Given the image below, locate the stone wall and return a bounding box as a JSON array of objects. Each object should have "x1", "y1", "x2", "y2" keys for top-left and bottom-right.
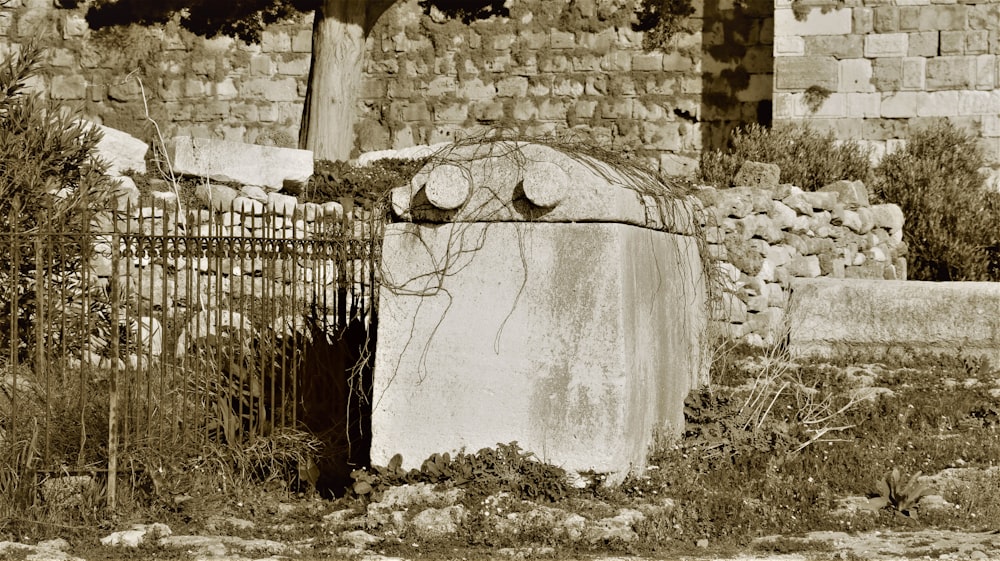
[
  {"x1": 697, "y1": 162, "x2": 906, "y2": 346},
  {"x1": 0, "y1": 0, "x2": 772, "y2": 173},
  {"x1": 773, "y1": 0, "x2": 1000, "y2": 180}
]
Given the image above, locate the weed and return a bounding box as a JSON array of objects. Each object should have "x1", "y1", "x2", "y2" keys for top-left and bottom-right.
[
  {"x1": 352, "y1": 442, "x2": 570, "y2": 504},
  {"x1": 865, "y1": 468, "x2": 933, "y2": 517}
]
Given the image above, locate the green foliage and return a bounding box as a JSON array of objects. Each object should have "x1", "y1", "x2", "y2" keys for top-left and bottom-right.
[
  {"x1": 866, "y1": 468, "x2": 933, "y2": 517},
  {"x1": 0, "y1": 41, "x2": 114, "y2": 363},
  {"x1": 699, "y1": 123, "x2": 873, "y2": 191},
  {"x1": 634, "y1": 0, "x2": 697, "y2": 49},
  {"x1": 872, "y1": 121, "x2": 999, "y2": 281},
  {"x1": 352, "y1": 442, "x2": 571, "y2": 503},
  {"x1": 85, "y1": 0, "x2": 314, "y2": 43}
]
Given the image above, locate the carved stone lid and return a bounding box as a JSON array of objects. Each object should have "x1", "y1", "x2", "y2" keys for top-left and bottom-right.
[{"x1": 389, "y1": 141, "x2": 700, "y2": 235}]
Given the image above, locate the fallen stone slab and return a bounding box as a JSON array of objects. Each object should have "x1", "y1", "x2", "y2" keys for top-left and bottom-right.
[
  {"x1": 789, "y1": 278, "x2": 1000, "y2": 363},
  {"x1": 79, "y1": 121, "x2": 149, "y2": 176},
  {"x1": 165, "y1": 136, "x2": 313, "y2": 190}
]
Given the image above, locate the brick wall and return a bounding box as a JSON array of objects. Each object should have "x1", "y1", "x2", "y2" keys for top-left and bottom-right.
[
  {"x1": 0, "y1": 0, "x2": 773, "y2": 173},
  {"x1": 773, "y1": 0, "x2": 1000, "y2": 182}
]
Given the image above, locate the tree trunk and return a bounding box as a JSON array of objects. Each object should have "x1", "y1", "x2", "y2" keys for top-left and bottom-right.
[{"x1": 299, "y1": 0, "x2": 396, "y2": 162}]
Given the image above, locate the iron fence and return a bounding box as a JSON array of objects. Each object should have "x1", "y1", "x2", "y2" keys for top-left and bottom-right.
[{"x1": 0, "y1": 195, "x2": 380, "y2": 506}]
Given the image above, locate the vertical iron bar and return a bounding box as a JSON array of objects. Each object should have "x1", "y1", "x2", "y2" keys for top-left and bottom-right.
[
  {"x1": 107, "y1": 202, "x2": 122, "y2": 510},
  {"x1": 35, "y1": 217, "x2": 50, "y2": 467}
]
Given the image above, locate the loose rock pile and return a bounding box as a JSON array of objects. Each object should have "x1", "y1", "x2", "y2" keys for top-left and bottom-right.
[{"x1": 697, "y1": 161, "x2": 906, "y2": 347}]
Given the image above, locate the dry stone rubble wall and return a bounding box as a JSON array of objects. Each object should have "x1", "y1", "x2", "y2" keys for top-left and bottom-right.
[{"x1": 698, "y1": 161, "x2": 907, "y2": 347}]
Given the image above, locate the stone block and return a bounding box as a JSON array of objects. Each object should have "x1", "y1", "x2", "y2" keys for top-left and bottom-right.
[
  {"x1": 864, "y1": 33, "x2": 908, "y2": 58},
  {"x1": 968, "y1": 3, "x2": 1000, "y2": 30},
  {"x1": 806, "y1": 35, "x2": 863, "y2": 58},
  {"x1": 916, "y1": 91, "x2": 959, "y2": 117},
  {"x1": 788, "y1": 278, "x2": 1000, "y2": 363},
  {"x1": 820, "y1": 180, "x2": 869, "y2": 208},
  {"x1": 774, "y1": 7, "x2": 853, "y2": 36},
  {"x1": 874, "y1": 7, "x2": 899, "y2": 32},
  {"x1": 927, "y1": 56, "x2": 975, "y2": 89},
  {"x1": 789, "y1": 254, "x2": 821, "y2": 278},
  {"x1": 846, "y1": 93, "x2": 881, "y2": 118},
  {"x1": 372, "y1": 221, "x2": 707, "y2": 483},
  {"x1": 166, "y1": 136, "x2": 313, "y2": 190},
  {"x1": 775, "y1": 57, "x2": 839, "y2": 90},
  {"x1": 840, "y1": 59, "x2": 874, "y2": 92},
  {"x1": 660, "y1": 154, "x2": 698, "y2": 177},
  {"x1": 733, "y1": 161, "x2": 781, "y2": 188},
  {"x1": 869, "y1": 203, "x2": 904, "y2": 233},
  {"x1": 802, "y1": 191, "x2": 838, "y2": 211},
  {"x1": 901, "y1": 57, "x2": 926, "y2": 90},
  {"x1": 195, "y1": 183, "x2": 239, "y2": 212},
  {"x1": 768, "y1": 200, "x2": 797, "y2": 230},
  {"x1": 872, "y1": 57, "x2": 902, "y2": 90},
  {"x1": 80, "y1": 121, "x2": 149, "y2": 176},
  {"x1": 958, "y1": 90, "x2": 999, "y2": 115},
  {"x1": 880, "y1": 91, "x2": 919, "y2": 118},
  {"x1": 966, "y1": 29, "x2": 989, "y2": 54},
  {"x1": 774, "y1": 36, "x2": 805, "y2": 56},
  {"x1": 632, "y1": 53, "x2": 663, "y2": 71},
  {"x1": 976, "y1": 55, "x2": 996, "y2": 90},
  {"x1": 267, "y1": 192, "x2": 298, "y2": 217},
  {"x1": 853, "y1": 7, "x2": 873, "y2": 34},
  {"x1": 50, "y1": 74, "x2": 86, "y2": 99},
  {"x1": 907, "y1": 31, "x2": 938, "y2": 57},
  {"x1": 939, "y1": 31, "x2": 966, "y2": 55},
  {"x1": 918, "y1": 5, "x2": 967, "y2": 31}
]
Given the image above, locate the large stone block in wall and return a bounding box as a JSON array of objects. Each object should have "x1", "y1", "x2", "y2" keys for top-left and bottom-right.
[{"x1": 165, "y1": 136, "x2": 313, "y2": 190}]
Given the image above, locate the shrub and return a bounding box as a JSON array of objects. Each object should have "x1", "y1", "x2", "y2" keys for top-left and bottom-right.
[
  {"x1": 699, "y1": 123, "x2": 873, "y2": 191},
  {"x1": 0, "y1": 42, "x2": 115, "y2": 363},
  {"x1": 872, "y1": 121, "x2": 998, "y2": 281}
]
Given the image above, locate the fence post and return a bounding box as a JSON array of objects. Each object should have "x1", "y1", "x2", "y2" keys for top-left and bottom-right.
[
  {"x1": 107, "y1": 202, "x2": 122, "y2": 510},
  {"x1": 7, "y1": 196, "x2": 20, "y2": 460}
]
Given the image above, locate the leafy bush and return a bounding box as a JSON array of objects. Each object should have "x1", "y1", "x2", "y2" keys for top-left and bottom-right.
[
  {"x1": 872, "y1": 121, "x2": 999, "y2": 281},
  {"x1": 700, "y1": 123, "x2": 873, "y2": 191},
  {"x1": 0, "y1": 42, "x2": 115, "y2": 363},
  {"x1": 352, "y1": 442, "x2": 570, "y2": 503}
]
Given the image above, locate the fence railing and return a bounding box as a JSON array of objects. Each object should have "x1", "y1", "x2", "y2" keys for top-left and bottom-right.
[{"x1": 0, "y1": 195, "x2": 380, "y2": 507}]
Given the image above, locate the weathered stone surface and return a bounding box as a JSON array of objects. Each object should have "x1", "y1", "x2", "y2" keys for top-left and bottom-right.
[
  {"x1": 869, "y1": 203, "x2": 905, "y2": 233},
  {"x1": 820, "y1": 180, "x2": 869, "y2": 209},
  {"x1": 782, "y1": 191, "x2": 813, "y2": 215},
  {"x1": 373, "y1": 221, "x2": 707, "y2": 484},
  {"x1": 733, "y1": 161, "x2": 781, "y2": 188},
  {"x1": 789, "y1": 278, "x2": 1000, "y2": 363},
  {"x1": 832, "y1": 207, "x2": 864, "y2": 233},
  {"x1": 267, "y1": 192, "x2": 298, "y2": 217},
  {"x1": 411, "y1": 506, "x2": 467, "y2": 539},
  {"x1": 81, "y1": 121, "x2": 148, "y2": 176},
  {"x1": 389, "y1": 142, "x2": 700, "y2": 235},
  {"x1": 802, "y1": 191, "x2": 839, "y2": 211},
  {"x1": 355, "y1": 142, "x2": 451, "y2": 166},
  {"x1": 767, "y1": 199, "x2": 798, "y2": 230},
  {"x1": 195, "y1": 183, "x2": 239, "y2": 211},
  {"x1": 112, "y1": 176, "x2": 141, "y2": 211},
  {"x1": 165, "y1": 136, "x2": 313, "y2": 190}
]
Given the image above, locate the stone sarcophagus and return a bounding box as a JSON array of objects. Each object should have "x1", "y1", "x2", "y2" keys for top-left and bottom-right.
[{"x1": 371, "y1": 141, "x2": 709, "y2": 482}]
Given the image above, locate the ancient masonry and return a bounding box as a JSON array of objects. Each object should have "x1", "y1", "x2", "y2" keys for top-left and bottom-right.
[
  {"x1": 696, "y1": 161, "x2": 906, "y2": 347},
  {"x1": 774, "y1": 0, "x2": 1000, "y2": 177}
]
